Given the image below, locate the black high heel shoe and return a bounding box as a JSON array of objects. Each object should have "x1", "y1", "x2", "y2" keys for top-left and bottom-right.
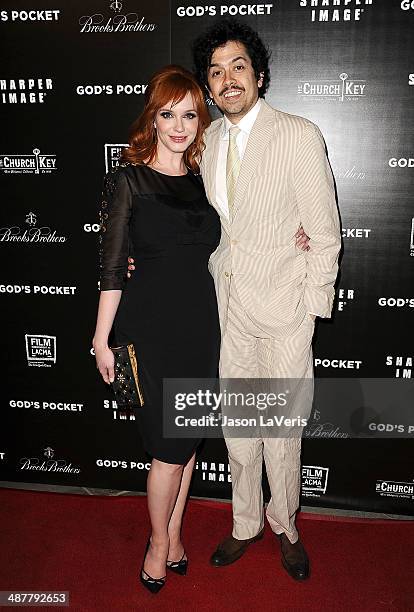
[
  {"x1": 166, "y1": 551, "x2": 188, "y2": 576},
  {"x1": 140, "y1": 538, "x2": 166, "y2": 594}
]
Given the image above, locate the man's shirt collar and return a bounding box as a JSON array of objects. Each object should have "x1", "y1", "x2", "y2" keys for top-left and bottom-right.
[{"x1": 221, "y1": 97, "x2": 262, "y2": 138}]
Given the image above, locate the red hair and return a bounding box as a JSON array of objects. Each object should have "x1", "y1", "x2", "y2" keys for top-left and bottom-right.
[{"x1": 121, "y1": 65, "x2": 210, "y2": 173}]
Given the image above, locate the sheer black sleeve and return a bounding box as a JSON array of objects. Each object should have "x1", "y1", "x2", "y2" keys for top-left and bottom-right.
[{"x1": 98, "y1": 168, "x2": 133, "y2": 291}]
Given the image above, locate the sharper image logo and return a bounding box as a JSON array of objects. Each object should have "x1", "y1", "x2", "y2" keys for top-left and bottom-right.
[
  {"x1": 0, "y1": 78, "x2": 53, "y2": 104},
  {"x1": 299, "y1": 0, "x2": 374, "y2": 22}
]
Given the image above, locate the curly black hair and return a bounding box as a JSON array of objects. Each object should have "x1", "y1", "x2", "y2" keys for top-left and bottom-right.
[{"x1": 192, "y1": 19, "x2": 271, "y2": 98}]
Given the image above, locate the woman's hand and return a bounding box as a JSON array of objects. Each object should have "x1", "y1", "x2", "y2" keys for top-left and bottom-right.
[
  {"x1": 94, "y1": 344, "x2": 115, "y2": 384},
  {"x1": 127, "y1": 256, "x2": 135, "y2": 279},
  {"x1": 295, "y1": 226, "x2": 310, "y2": 251}
]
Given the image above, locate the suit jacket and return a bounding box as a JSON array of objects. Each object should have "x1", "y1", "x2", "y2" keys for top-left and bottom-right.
[{"x1": 200, "y1": 99, "x2": 341, "y2": 339}]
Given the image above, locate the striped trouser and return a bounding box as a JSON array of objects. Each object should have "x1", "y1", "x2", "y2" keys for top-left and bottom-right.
[{"x1": 219, "y1": 277, "x2": 314, "y2": 544}]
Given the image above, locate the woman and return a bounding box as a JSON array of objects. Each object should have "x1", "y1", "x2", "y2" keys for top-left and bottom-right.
[{"x1": 92, "y1": 65, "x2": 221, "y2": 593}]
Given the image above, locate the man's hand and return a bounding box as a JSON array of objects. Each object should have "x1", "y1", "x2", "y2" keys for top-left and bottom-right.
[
  {"x1": 295, "y1": 226, "x2": 310, "y2": 251},
  {"x1": 127, "y1": 256, "x2": 135, "y2": 279}
]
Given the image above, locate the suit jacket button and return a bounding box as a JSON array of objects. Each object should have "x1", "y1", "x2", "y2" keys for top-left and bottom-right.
[{"x1": 225, "y1": 272, "x2": 230, "y2": 277}]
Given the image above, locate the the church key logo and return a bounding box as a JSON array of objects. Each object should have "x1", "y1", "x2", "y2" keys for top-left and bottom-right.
[
  {"x1": 0, "y1": 148, "x2": 57, "y2": 174},
  {"x1": 298, "y1": 73, "x2": 366, "y2": 101}
]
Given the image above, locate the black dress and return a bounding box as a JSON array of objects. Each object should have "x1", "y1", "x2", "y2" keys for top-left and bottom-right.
[{"x1": 99, "y1": 163, "x2": 221, "y2": 464}]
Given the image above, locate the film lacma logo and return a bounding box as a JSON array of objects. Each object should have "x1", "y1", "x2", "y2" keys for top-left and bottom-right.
[
  {"x1": 298, "y1": 73, "x2": 366, "y2": 101},
  {"x1": 301, "y1": 466, "x2": 329, "y2": 497},
  {"x1": 104, "y1": 143, "x2": 129, "y2": 173},
  {"x1": 25, "y1": 334, "x2": 57, "y2": 367}
]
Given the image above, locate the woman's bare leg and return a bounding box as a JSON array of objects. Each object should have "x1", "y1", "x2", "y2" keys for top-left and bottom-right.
[
  {"x1": 144, "y1": 459, "x2": 184, "y2": 579},
  {"x1": 167, "y1": 452, "x2": 196, "y2": 561}
]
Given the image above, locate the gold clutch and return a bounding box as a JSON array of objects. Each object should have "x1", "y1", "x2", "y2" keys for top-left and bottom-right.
[{"x1": 109, "y1": 343, "x2": 144, "y2": 408}]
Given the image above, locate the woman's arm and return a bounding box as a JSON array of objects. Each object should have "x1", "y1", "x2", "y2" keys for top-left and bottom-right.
[
  {"x1": 93, "y1": 168, "x2": 133, "y2": 384},
  {"x1": 93, "y1": 290, "x2": 122, "y2": 383}
]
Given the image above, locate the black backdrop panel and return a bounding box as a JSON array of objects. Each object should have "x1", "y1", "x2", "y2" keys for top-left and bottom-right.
[{"x1": 1, "y1": 1, "x2": 413, "y2": 515}]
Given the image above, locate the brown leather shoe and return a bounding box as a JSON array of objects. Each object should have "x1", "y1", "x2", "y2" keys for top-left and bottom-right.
[
  {"x1": 210, "y1": 528, "x2": 265, "y2": 566},
  {"x1": 277, "y1": 533, "x2": 310, "y2": 581}
]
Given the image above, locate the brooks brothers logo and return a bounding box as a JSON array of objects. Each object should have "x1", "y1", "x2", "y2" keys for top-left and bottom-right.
[
  {"x1": 298, "y1": 72, "x2": 366, "y2": 101},
  {"x1": 304, "y1": 407, "x2": 349, "y2": 439},
  {"x1": 25, "y1": 334, "x2": 57, "y2": 368},
  {"x1": 386, "y1": 355, "x2": 412, "y2": 378},
  {"x1": 301, "y1": 466, "x2": 329, "y2": 497},
  {"x1": 376, "y1": 479, "x2": 414, "y2": 500},
  {"x1": 18, "y1": 447, "x2": 81, "y2": 474},
  {"x1": 0, "y1": 78, "x2": 53, "y2": 104},
  {"x1": 0, "y1": 212, "x2": 67, "y2": 244},
  {"x1": 104, "y1": 143, "x2": 128, "y2": 173},
  {"x1": 0, "y1": 148, "x2": 57, "y2": 174},
  {"x1": 337, "y1": 165, "x2": 366, "y2": 181},
  {"x1": 299, "y1": 0, "x2": 373, "y2": 22},
  {"x1": 79, "y1": 0, "x2": 157, "y2": 33}
]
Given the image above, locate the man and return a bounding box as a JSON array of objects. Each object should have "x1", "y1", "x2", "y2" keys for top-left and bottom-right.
[{"x1": 191, "y1": 20, "x2": 341, "y2": 580}]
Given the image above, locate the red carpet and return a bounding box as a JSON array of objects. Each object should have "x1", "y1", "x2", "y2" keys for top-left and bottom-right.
[{"x1": 0, "y1": 488, "x2": 413, "y2": 612}]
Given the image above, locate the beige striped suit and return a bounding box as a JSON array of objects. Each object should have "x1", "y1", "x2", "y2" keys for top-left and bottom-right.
[{"x1": 201, "y1": 99, "x2": 341, "y2": 543}]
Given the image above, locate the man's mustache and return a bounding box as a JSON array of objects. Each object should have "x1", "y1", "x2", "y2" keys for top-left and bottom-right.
[{"x1": 219, "y1": 85, "x2": 245, "y2": 97}]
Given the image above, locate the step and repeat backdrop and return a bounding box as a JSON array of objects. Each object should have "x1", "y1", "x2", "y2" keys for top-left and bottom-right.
[{"x1": 1, "y1": 1, "x2": 413, "y2": 514}]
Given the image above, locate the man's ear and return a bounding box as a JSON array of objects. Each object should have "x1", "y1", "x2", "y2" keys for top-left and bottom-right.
[
  {"x1": 205, "y1": 84, "x2": 213, "y2": 99},
  {"x1": 258, "y1": 71, "x2": 264, "y2": 88}
]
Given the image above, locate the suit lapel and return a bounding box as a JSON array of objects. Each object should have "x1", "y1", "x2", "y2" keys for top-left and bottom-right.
[{"x1": 232, "y1": 101, "x2": 276, "y2": 219}]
